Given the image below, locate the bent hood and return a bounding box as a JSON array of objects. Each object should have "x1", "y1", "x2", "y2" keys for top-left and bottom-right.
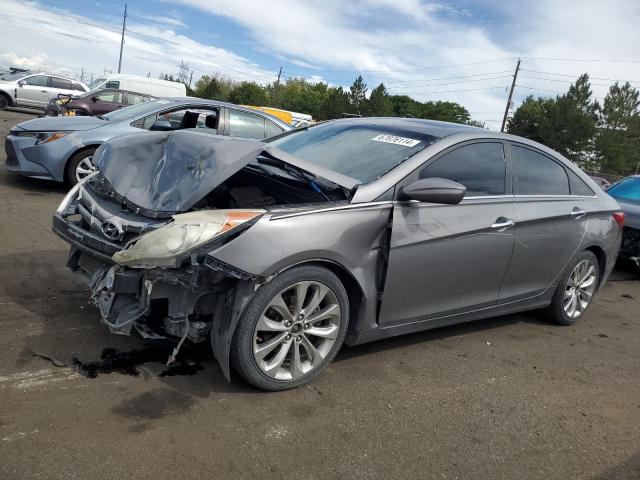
[
  {"x1": 93, "y1": 130, "x2": 358, "y2": 215},
  {"x1": 15, "y1": 115, "x2": 107, "y2": 132}
]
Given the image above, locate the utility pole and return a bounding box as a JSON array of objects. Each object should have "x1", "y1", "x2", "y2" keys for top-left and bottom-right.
[
  {"x1": 117, "y1": 4, "x2": 127, "y2": 74},
  {"x1": 273, "y1": 66, "x2": 282, "y2": 105},
  {"x1": 501, "y1": 58, "x2": 520, "y2": 132},
  {"x1": 188, "y1": 71, "x2": 193, "y2": 88}
]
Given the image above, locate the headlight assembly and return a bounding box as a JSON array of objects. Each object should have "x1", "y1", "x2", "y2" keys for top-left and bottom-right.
[
  {"x1": 112, "y1": 209, "x2": 265, "y2": 268},
  {"x1": 13, "y1": 131, "x2": 68, "y2": 144}
]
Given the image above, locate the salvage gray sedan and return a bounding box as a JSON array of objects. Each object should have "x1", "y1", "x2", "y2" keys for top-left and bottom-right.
[{"x1": 53, "y1": 118, "x2": 624, "y2": 390}]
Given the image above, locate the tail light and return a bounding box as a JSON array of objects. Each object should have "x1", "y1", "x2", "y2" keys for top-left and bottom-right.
[{"x1": 613, "y1": 211, "x2": 625, "y2": 229}]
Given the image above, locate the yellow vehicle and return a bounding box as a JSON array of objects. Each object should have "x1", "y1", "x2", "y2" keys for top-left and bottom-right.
[{"x1": 243, "y1": 106, "x2": 313, "y2": 128}]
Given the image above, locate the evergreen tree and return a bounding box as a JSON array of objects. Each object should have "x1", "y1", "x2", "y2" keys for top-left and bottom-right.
[
  {"x1": 369, "y1": 83, "x2": 393, "y2": 116},
  {"x1": 349, "y1": 75, "x2": 368, "y2": 114}
]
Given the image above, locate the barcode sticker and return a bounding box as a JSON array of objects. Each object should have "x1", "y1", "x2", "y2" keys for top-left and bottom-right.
[{"x1": 371, "y1": 134, "x2": 421, "y2": 147}]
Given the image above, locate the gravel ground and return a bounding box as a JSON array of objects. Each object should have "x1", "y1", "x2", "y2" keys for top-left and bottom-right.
[{"x1": 1, "y1": 110, "x2": 639, "y2": 480}]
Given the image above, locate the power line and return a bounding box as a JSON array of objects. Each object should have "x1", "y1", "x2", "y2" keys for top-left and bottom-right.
[
  {"x1": 520, "y1": 69, "x2": 640, "y2": 84},
  {"x1": 522, "y1": 56, "x2": 640, "y2": 63},
  {"x1": 382, "y1": 70, "x2": 514, "y2": 85},
  {"x1": 282, "y1": 57, "x2": 518, "y2": 76},
  {"x1": 386, "y1": 74, "x2": 513, "y2": 90},
  {"x1": 386, "y1": 85, "x2": 508, "y2": 95}
]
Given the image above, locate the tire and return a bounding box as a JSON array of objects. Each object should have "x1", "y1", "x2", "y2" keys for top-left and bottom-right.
[
  {"x1": 230, "y1": 265, "x2": 349, "y2": 391},
  {"x1": 65, "y1": 148, "x2": 97, "y2": 186},
  {"x1": 546, "y1": 250, "x2": 599, "y2": 325},
  {"x1": 0, "y1": 94, "x2": 9, "y2": 111}
]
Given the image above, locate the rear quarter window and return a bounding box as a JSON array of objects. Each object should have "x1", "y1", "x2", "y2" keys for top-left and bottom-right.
[{"x1": 511, "y1": 144, "x2": 570, "y2": 195}]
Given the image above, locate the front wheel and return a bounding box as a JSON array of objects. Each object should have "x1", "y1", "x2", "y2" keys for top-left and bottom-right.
[
  {"x1": 546, "y1": 250, "x2": 599, "y2": 325},
  {"x1": 230, "y1": 265, "x2": 349, "y2": 391},
  {"x1": 65, "y1": 148, "x2": 97, "y2": 186},
  {"x1": 0, "y1": 94, "x2": 9, "y2": 111}
]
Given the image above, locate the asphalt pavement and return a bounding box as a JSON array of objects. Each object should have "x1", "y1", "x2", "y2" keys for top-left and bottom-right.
[{"x1": 1, "y1": 109, "x2": 639, "y2": 480}]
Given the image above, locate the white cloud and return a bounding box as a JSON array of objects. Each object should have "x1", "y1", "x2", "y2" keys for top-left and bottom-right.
[
  {"x1": 2, "y1": 0, "x2": 640, "y2": 130},
  {"x1": 0, "y1": 0, "x2": 277, "y2": 85}
]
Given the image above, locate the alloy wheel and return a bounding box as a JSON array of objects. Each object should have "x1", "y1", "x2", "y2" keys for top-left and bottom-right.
[
  {"x1": 563, "y1": 259, "x2": 597, "y2": 318},
  {"x1": 75, "y1": 155, "x2": 96, "y2": 183},
  {"x1": 253, "y1": 281, "x2": 341, "y2": 381}
]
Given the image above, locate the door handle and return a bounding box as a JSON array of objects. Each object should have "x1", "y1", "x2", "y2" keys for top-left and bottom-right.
[
  {"x1": 570, "y1": 207, "x2": 587, "y2": 219},
  {"x1": 491, "y1": 217, "x2": 516, "y2": 229},
  {"x1": 40, "y1": 90, "x2": 47, "y2": 93}
]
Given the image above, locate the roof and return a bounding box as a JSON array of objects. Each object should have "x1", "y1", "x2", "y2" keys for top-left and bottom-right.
[{"x1": 327, "y1": 116, "x2": 483, "y2": 138}]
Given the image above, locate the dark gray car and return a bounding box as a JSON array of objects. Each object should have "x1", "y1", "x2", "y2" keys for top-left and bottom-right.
[{"x1": 52, "y1": 118, "x2": 623, "y2": 390}]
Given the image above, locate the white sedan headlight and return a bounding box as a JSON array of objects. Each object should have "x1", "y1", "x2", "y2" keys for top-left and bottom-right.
[{"x1": 112, "y1": 209, "x2": 265, "y2": 268}]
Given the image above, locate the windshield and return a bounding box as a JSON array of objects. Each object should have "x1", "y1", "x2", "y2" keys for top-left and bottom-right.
[
  {"x1": 90, "y1": 78, "x2": 106, "y2": 89},
  {"x1": 268, "y1": 121, "x2": 437, "y2": 183},
  {"x1": 102, "y1": 100, "x2": 172, "y2": 122},
  {"x1": 607, "y1": 177, "x2": 640, "y2": 201},
  {"x1": 0, "y1": 72, "x2": 28, "y2": 81}
]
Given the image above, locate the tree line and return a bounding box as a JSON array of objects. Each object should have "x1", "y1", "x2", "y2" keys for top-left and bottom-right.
[
  {"x1": 161, "y1": 72, "x2": 481, "y2": 126},
  {"x1": 161, "y1": 70, "x2": 640, "y2": 176},
  {"x1": 507, "y1": 74, "x2": 640, "y2": 176}
]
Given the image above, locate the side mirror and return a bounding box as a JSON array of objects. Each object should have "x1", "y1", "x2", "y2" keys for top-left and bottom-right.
[
  {"x1": 92, "y1": 96, "x2": 98, "y2": 102},
  {"x1": 18, "y1": 80, "x2": 25, "y2": 87},
  {"x1": 400, "y1": 177, "x2": 466, "y2": 204},
  {"x1": 149, "y1": 119, "x2": 173, "y2": 131}
]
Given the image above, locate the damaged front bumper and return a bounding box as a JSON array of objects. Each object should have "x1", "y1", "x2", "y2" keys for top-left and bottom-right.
[{"x1": 53, "y1": 212, "x2": 261, "y2": 379}]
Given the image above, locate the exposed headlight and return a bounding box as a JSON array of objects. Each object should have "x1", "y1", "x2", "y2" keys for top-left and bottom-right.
[
  {"x1": 13, "y1": 131, "x2": 68, "y2": 144},
  {"x1": 56, "y1": 171, "x2": 98, "y2": 214},
  {"x1": 112, "y1": 209, "x2": 265, "y2": 268}
]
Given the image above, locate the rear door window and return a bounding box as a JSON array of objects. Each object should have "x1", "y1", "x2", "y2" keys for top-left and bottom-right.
[
  {"x1": 419, "y1": 142, "x2": 506, "y2": 196},
  {"x1": 105, "y1": 80, "x2": 120, "y2": 89},
  {"x1": 126, "y1": 93, "x2": 147, "y2": 105},
  {"x1": 50, "y1": 77, "x2": 73, "y2": 90},
  {"x1": 511, "y1": 144, "x2": 570, "y2": 195},
  {"x1": 567, "y1": 170, "x2": 595, "y2": 196},
  {"x1": 229, "y1": 110, "x2": 266, "y2": 139},
  {"x1": 96, "y1": 91, "x2": 123, "y2": 103},
  {"x1": 265, "y1": 120, "x2": 284, "y2": 138}
]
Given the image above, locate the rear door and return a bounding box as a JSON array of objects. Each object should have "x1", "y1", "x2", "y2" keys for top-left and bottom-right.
[
  {"x1": 16, "y1": 75, "x2": 50, "y2": 107},
  {"x1": 379, "y1": 140, "x2": 517, "y2": 326},
  {"x1": 92, "y1": 90, "x2": 125, "y2": 115},
  {"x1": 48, "y1": 76, "x2": 76, "y2": 102},
  {"x1": 498, "y1": 143, "x2": 591, "y2": 302}
]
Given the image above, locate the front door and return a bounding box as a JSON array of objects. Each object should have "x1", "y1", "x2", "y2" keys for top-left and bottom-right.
[
  {"x1": 16, "y1": 75, "x2": 50, "y2": 107},
  {"x1": 498, "y1": 143, "x2": 590, "y2": 302},
  {"x1": 379, "y1": 141, "x2": 517, "y2": 326}
]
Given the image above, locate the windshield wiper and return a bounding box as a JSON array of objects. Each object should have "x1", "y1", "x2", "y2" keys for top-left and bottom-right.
[{"x1": 257, "y1": 154, "x2": 331, "y2": 201}]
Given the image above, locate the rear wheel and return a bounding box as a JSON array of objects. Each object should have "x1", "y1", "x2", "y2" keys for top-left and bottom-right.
[
  {"x1": 547, "y1": 250, "x2": 599, "y2": 325},
  {"x1": 65, "y1": 148, "x2": 97, "y2": 186},
  {"x1": 231, "y1": 265, "x2": 349, "y2": 391}
]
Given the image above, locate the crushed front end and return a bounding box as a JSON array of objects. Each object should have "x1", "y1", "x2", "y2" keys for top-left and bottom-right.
[{"x1": 52, "y1": 172, "x2": 265, "y2": 374}]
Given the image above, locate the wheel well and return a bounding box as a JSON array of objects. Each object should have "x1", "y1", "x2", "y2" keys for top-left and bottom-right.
[
  {"x1": 285, "y1": 260, "x2": 366, "y2": 339},
  {"x1": 584, "y1": 245, "x2": 606, "y2": 288},
  {"x1": 65, "y1": 145, "x2": 99, "y2": 180},
  {"x1": 0, "y1": 91, "x2": 12, "y2": 106}
]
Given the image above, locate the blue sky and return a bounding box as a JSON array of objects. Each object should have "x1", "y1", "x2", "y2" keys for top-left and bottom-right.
[{"x1": 2, "y1": 0, "x2": 640, "y2": 129}]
